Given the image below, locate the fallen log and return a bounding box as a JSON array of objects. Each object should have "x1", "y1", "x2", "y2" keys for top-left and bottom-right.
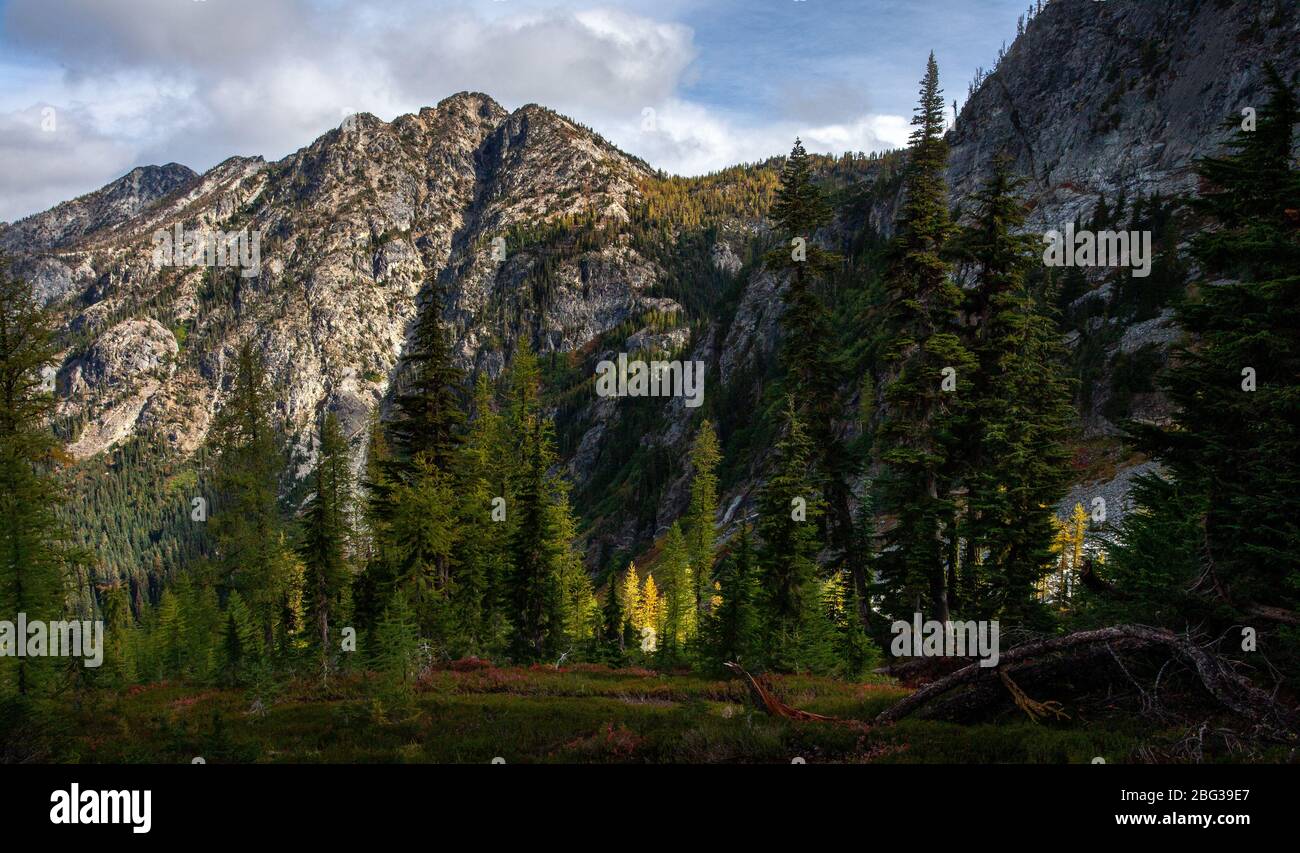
[{"x1": 874, "y1": 624, "x2": 1296, "y2": 731}]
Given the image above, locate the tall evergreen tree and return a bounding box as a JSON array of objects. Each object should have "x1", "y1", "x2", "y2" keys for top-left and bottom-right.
[
  {"x1": 872, "y1": 53, "x2": 974, "y2": 622},
  {"x1": 385, "y1": 278, "x2": 466, "y2": 476},
  {"x1": 958, "y1": 156, "x2": 1075, "y2": 624},
  {"x1": 703, "y1": 523, "x2": 760, "y2": 670},
  {"x1": 656, "y1": 523, "x2": 695, "y2": 658},
  {"x1": 0, "y1": 254, "x2": 73, "y2": 695},
  {"x1": 505, "y1": 344, "x2": 564, "y2": 660},
  {"x1": 764, "y1": 140, "x2": 855, "y2": 560},
  {"x1": 1126, "y1": 67, "x2": 1300, "y2": 636},
  {"x1": 454, "y1": 373, "x2": 511, "y2": 655},
  {"x1": 298, "y1": 411, "x2": 354, "y2": 678},
  {"x1": 98, "y1": 581, "x2": 138, "y2": 686},
  {"x1": 386, "y1": 458, "x2": 457, "y2": 642},
  {"x1": 208, "y1": 342, "x2": 296, "y2": 652},
  {"x1": 757, "y1": 398, "x2": 828, "y2": 669}
]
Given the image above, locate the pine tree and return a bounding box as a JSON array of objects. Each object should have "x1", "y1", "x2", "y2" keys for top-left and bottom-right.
[
  {"x1": 757, "y1": 398, "x2": 828, "y2": 669},
  {"x1": 505, "y1": 344, "x2": 564, "y2": 660},
  {"x1": 552, "y1": 489, "x2": 597, "y2": 656},
  {"x1": 155, "y1": 587, "x2": 187, "y2": 678},
  {"x1": 220, "y1": 590, "x2": 262, "y2": 684},
  {"x1": 703, "y1": 523, "x2": 760, "y2": 669},
  {"x1": 685, "y1": 420, "x2": 721, "y2": 614},
  {"x1": 764, "y1": 140, "x2": 854, "y2": 559},
  {"x1": 354, "y1": 412, "x2": 393, "y2": 628},
  {"x1": 1127, "y1": 67, "x2": 1300, "y2": 636},
  {"x1": 180, "y1": 578, "x2": 222, "y2": 682},
  {"x1": 371, "y1": 588, "x2": 421, "y2": 711},
  {"x1": 599, "y1": 565, "x2": 625, "y2": 660},
  {"x1": 454, "y1": 373, "x2": 511, "y2": 655},
  {"x1": 386, "y1": 277, "x2": 466, "y2": 476},
  {"x1": 0, "y1": 253, "x2": 76, "y2": 695},
  {"x1": 374, "y1": 278, "x2": 468, "y2": 624},
  {"x1": 872, "y1": 53, "x2": 974, "y2": 622},
  {"x1": 298, "y1": 411, "x2": 354, "y2": 678},
  {"x1": 825, "y1": 574, "x2": 878, "y2": 677},
  {"x1": 99, "y1": 581, "x2": 137, "y2": 686},
  {"x1": 958, "y1": 156, "x2": 1075, "y2": 625},
  {"x1": 208, "y1": 342, "x2": 295, "y2": 652},
  {"x1": 386, "y1": 458, "x2": 457, "y2": 643}
]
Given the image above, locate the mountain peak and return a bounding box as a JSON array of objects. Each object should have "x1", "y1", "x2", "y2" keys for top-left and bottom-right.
[{"x1": 0, "y1": 162, "x2": 197, "y2": 254}]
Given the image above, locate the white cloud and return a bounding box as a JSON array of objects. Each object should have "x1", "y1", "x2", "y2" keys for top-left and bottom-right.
[
  {"x1": 600, "y1": 99, "x2": 908, "y2": 176},
  {"x1": 0, "y1": 0, "x2": 904, "y2": 221}
]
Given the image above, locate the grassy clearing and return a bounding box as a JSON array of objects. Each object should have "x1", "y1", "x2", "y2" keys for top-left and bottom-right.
[{"x1": 58, "y1": 665, "x2": 1173, "y2": 764}]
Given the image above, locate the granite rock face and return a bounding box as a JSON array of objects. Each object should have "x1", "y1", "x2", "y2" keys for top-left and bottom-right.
[{"x1": 4, "y1": 93, "x2": 677, "y2": 473}]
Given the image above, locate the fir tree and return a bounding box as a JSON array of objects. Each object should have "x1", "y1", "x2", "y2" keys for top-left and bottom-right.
[
  {"x1": 298, "y1": 411, "x2": 354, "y2": 678},
  {"x1": 757, "y1": 398, "x2": 828, "y2": 668},
  {"x1": 872, "y1": 53, "x2": 974, "y2": 622},
  {"x1": 505, "y1": 344, "x2": 564, "y2": 660},
  {"x1": 454, "y1": 373, "x2": 511, "y2": 655},
  {"x1": 958, "y1": 156, "x2": 1075, "y2": 625},
  {"x1": 703, "y1": 523, "x2": 760, "y2": 669},
  {"x1": 98, "y1": 581, "x2": 137, "y2": 686},
  {"x1": 219, "y1": 590, "x2": 262, "y2": 685},
  {"x1": 208, "y1": 342, "x2": 295, "y2": 652},
  {"x1": 1127, "y1": 68, "x2": 1300, "y2": 638},
  {"x1": 0, "y1": 254, "x2": 77, "y2": 695},
  {"x1": 386, "y1": 458, "x2": 457, "y2": 642},
  {"x1": 371, "y1": 588, "x2": 421, "y2": 712},
  {"x1": 764, "y1": 140, "x2": 855, "y2": 559},
  {"x1": 386, "y1": 278, "x2": 466, "y2": 476},
  {"x1": 552, "y1": 488, "x2": 597, "y2": 657},
  {"x1": 656, "y1": 523, "x2": 696, "y2": 658}
]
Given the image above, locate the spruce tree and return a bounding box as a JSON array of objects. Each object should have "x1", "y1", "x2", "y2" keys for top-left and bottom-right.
[
  {"x1": 208, "y1": 342, "x2": 295, "y2": 653},
  {"x1": 1127, "y1": 68, "x2": 1300, "y2": 634},
  {"x1": 0, "y1": 254, "x2": 76, "y2": 695},
  {"x1": 298, "y1": 411, "x2": 354, "y2": 678},
  {"x1": 99, "y1": 581, "x2": 138, "y2": 686},
  {"x1": 454, "y1": 373, "x2": 511, "y2": 655},
  {"x1": 599, "y1": 565, "x2": 625, "y2": 661},
  {"x1": 386, "y1": 278, "x2": 466, "y2": 476},
  {"x1": 504, "y1": 344, "x2": 564, "y2": 660},
  {"x1": 552, "y1": 486, "x2": 597, "y2": 657},
  {"x1": 959, "y1": 156, "x2": 1075, "y2": 624},
  {"x1": 764, "y1": 140, "x2": 855, "y2": 559},
  {"x1": 871, "y1": 53, "x2": 974, "y2": 622},
  {"x1": 386, "y1": 458, "x2": 457, "y2": 643},
  {"x1": 757, "y1": 398, "x2": 828, "y2": 669},
  {"x1": 656, "y1": 523, "x2": 695, "y2": 659},
  {"x1": 703, "y1": 523, "x2": 760, "y2": 669}
]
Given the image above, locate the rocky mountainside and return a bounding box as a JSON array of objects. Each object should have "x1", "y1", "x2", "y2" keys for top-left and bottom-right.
[{"x1": 1, "y1": 0, "x2": 1295, "y2": 584}]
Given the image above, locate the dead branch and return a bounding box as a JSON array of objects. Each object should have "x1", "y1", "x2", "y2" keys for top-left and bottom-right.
[
  {"x1": 999, "y1": 671, "x2": 1069, "y2": 723},
  {"x1": 874, "y1": 624, "x2": 1297, "y2": 732},
  {"x1": 724, "y1": 662, "x2": 840, "y2": 723}
]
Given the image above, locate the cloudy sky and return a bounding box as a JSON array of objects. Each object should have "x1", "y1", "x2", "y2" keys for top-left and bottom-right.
[{"x1": 0, "y1": 0, "x2": 1030, "y2": 223}]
